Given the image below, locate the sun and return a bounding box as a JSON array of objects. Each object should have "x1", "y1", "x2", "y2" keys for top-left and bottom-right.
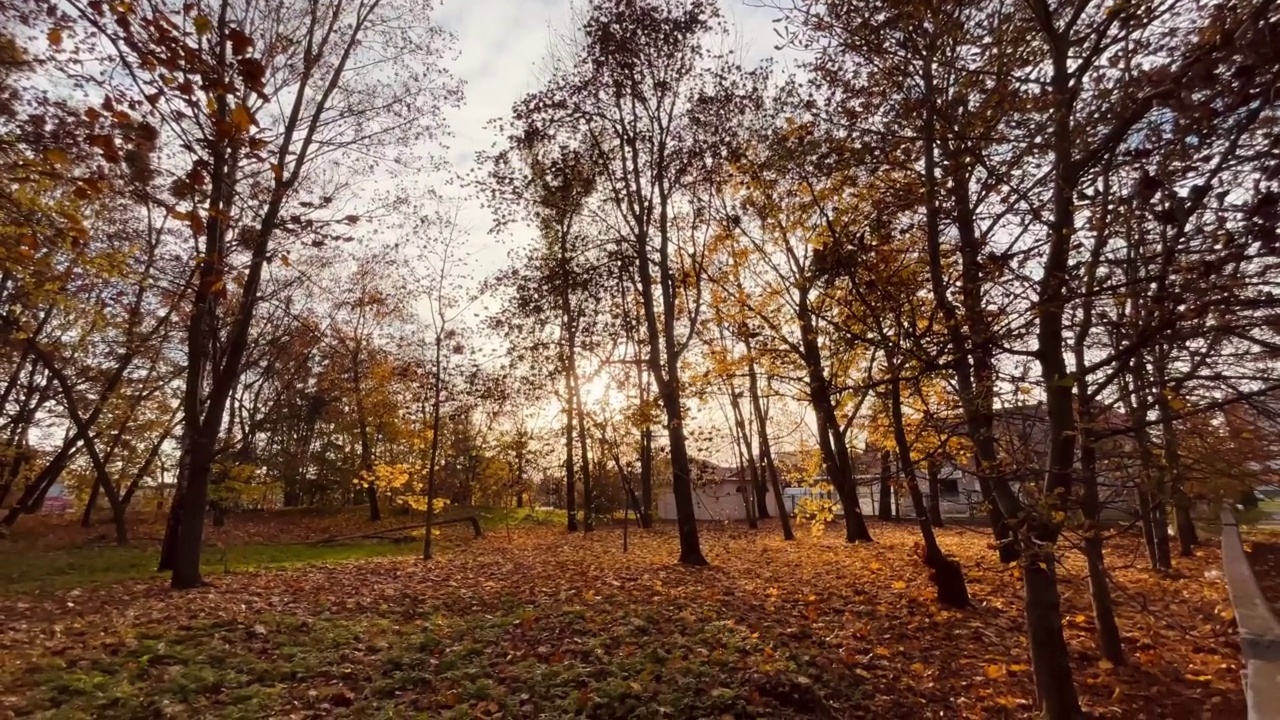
[{"x1": 578, "y1": 375, "x2": 628, "y2": 410}]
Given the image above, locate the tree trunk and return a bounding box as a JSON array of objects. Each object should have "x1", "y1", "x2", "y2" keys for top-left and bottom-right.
[
  {"x1": 921, "y1": 45, "x2": 1020, "y2": 565},
  {"x1": 575, "y1": 389, "x2": 593, "y2": 532},
  {"x1": 1127, "y1": 355, "x2": 1172, "y2": 571},
  {"x1": 727, "y1": 384, "x2": 764, "y2": 525},
  {"x1": 1136, "y1": 486, "x2": 1159, "y2": 568},
  {"x1": 157, "y1": 460, "x2": 186, "y2": 572},
  {"x1": 1024, "y1": 23, "x2": 1085, "y2": 714},
  {"x1": 926, "y1": 461, "x2": 943, "y2": 527},
  {"x1": 813, "y1": 402, "x2": 871, "y2": 542},
  {"x1": 1154, "y1": 379, "x2": 1197, "y2": 555},
  {"x1": 747, "y1": 347, "x2": 793, "y2": 540},
  {"x1": 887, "y1": 359, "x2": 969, "y2": 609},
  {"x1": 1082, "y1": 534, "x2": 1124, "y2": 664},
  {"x1": 564, "y1": 398, "x2": 577, "y2": 532},
  {"x1": 878, "y1": 450, "x2": 893, "y2": 521},
  {"x1": 366, "y1": 482, "x2": 382, "y2": 522},
  {"x1": 171, "y1": 430, "x2": 216, "y2": 588},
  {"x1": 1152, "y1": 498, "x2": 1172, "y2": 570},
  {"x1": 639, "y1": 425, "x2": 653, "y2": 529},
  {"x1": 423, "y1": 335, "x2": 445, "y2": 561},
  {"x1": 1022, "y1": 547, "x2": 1082, "y2": 720},
  {"x1": 358, "y1": 398, "x2": 381, "y2": 523},
  {"x1": 795, "y1": 293, "x2": 870, "y2": 542},
  {"x1": 81, "y1": 475, "x2": 101, "y2": 527},
  {"x1": 1076, "y1": 404, "x2": 1126, "y2": 666},
  {"x1": 664, "y1": 383, "x2": 707, "y2": 565}
]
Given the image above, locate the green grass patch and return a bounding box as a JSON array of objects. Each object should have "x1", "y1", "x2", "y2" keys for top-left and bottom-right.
[
  {"x1": 472, "y1": 506, "x2": 564, "y2": 531},
  {"x1": 9, "y1": 604, "x2": 778, "y2": 720},
  {"x1": 0, "y1": 541, "x2": 418, "y2": 594},
  {"x1": 0, "y1": 506, "x2": 562, "y2": 593}
]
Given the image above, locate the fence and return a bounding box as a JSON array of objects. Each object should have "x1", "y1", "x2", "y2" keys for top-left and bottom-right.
[{"x1": 1220, "y1": 509, "x2": 1280, "y2": 719}]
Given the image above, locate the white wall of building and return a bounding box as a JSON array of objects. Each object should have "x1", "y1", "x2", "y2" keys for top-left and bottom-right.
[{"x1": 657, "y1": 481, "x2": 779, "y2": 521}]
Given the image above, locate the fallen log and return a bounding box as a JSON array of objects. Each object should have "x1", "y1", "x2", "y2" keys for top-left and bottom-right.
[{"x1": 307, "y1": 515, "x2": 482, "y2": 545}]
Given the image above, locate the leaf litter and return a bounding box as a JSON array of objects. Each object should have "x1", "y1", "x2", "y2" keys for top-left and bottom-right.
[{"x1": 0, "y1": 522, "x2": 1244, "y2": 718}]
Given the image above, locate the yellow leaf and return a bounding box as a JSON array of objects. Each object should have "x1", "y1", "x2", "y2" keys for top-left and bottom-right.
[
  {"x1": 47, "y1": 28, "x2": 63, "y2": 47},
  {"x1": 892, "y1": 580, "x2": 907, "y2": 590},
  {"x1": 910, "y1": 662, "x2": 927, "y2": 675},
  {"x1": 231, "y1": 104, "x2": 254, "y2": 134},
  {"x1": 984, "y1": 664, "x2": 1006, "y2": 679},
  {"x1": 1098, "y1": 659, "x2": 1114, "y2": 670},
  {"x1": 43, "y1": 148, "x2": 71, "y2": 167},
  {"x1": 193, "y1": 14, "x2": 213, "y2": 35}
]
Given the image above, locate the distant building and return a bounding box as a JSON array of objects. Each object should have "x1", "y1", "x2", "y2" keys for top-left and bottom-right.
[
  {"x1": 656, "y1": 461, "x2": 779, "y2": 521},
  {"x1": 38, "y1": 480, "x2": 72, "y2": 514}
]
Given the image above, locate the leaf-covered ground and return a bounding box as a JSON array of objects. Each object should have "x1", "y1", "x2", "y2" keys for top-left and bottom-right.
[{"x1": 0, "y1": 522, "x2": 1243, "y2": 719}]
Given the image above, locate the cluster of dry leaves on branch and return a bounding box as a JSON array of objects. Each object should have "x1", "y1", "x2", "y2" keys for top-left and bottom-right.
[{"x1": 0, "y1": 523, "x2": 1242, "y2": 719}]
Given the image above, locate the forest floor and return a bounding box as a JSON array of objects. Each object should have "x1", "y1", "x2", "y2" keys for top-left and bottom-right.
[{"x1": 0, "y1": 520, "x2": 1245, "y2": 719}]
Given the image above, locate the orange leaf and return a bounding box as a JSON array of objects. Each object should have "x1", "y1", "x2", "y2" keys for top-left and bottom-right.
[{"x1": 231, "y1": 104, "x2": 254, "y2": 134}]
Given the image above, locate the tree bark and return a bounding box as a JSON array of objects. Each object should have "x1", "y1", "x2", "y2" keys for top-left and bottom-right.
[
  {"x1": 926, "y1": 461, "x2": 943, "y2": 527},
  {"x1": 423, "y1": 333, "x2": 445, "y2": 561},
  {"x1": 564, "y1": 388, "x2": 578, "y2": 532},
  {"x1": 878, "y1": 449, "x2": 893, "y2": 521},
  {"x1": 663, "y1": 381, "x2": 707, "y2": 565},
  {"x1": 639, "y1": 424, "x2": 653, "y2": 529},
  {"x1": 81, "y1": 476, "x2": 101, "y2": 528},
  {"x1": 1022, "y1": 548, "x2": 1081, "y2": 719},
  {"x1": 575, "y1": 389, "x2": 593, "y2": 532},
  {"x1": 887, "y1": 357, "x2": 969, "y2": 609},
  {"x1": 747, "y1": 352, "x2": 793, "y2": 540},
  {"x1": 798, "y1": 296, "x2": 871, "y2": 542}
]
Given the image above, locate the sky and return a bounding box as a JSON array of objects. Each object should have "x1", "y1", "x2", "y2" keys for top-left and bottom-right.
[
  {"x1": 413, "y1": 0, "x2": 814, "y2": 461},
  {"x1": 426, "y1": 0, "x2": 798, "y2": 281}
]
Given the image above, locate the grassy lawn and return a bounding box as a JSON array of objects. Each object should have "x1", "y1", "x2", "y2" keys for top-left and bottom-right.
[
  {"x1": 0, "y1": 541, "x2": 422, "y2": 593},
  {"x1": 0, "y1": 506, "x2": 563, "y2": 593},
  {"x1": 0, "y1": 521, "x2": 1245, "y2": 719}
]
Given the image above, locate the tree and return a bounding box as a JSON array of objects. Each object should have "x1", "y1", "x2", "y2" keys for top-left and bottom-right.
[
  {"x1": 501, "y1": 0, "x2": 755, "y2": 565},
  {"x1": 418, "y1": 205, "x2": 474, "y2": 561},
  {"x1": 69, "y1": 0, "x2": 466, "y2": 587}
]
